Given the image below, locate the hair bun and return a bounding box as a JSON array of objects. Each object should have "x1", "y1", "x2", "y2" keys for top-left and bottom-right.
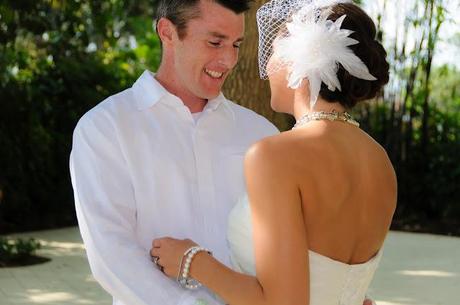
[{"x1": 319, "y1": 3, "x2": 390, "y2": 108}]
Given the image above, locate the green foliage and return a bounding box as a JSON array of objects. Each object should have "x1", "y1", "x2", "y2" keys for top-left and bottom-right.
[
  {"x1": 0, "y1": 237, "x2": 41, "y2": 264},
  {"x1": 357, "y1": 65, "x2": 460, "y2": 235},
  {"x1": 430, "y1": 65, "x2": 460, "y2": 111},
  {"x1": 360, "y1": 0, "x2": 460, "y2": 235},
  {"x1": 0, "y1": 0, "x2": 161, "y2": 233}
]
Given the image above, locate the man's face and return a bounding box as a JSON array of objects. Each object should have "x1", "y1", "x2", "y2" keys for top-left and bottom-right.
[{"x1": 170, "y1": 0, "x2": 245, "y2": 100}]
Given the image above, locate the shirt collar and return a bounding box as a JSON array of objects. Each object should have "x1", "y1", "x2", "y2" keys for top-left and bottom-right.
[
  {"x1": 133, "y1": 70, "x2": 168, "y2": 110},
  {"x1": 133, "y1": 70, "x2": 234, "y2": 118},
  {"x1": 204, "y1": 92, "x2": 226, "y2": 111}
]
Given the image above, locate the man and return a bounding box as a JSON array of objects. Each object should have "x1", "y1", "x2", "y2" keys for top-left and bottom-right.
[{"x1": 70, "y1": 1, "x2": 278, "y2": 305}]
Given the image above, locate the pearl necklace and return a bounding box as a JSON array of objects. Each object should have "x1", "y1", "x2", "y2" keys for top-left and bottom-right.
[{"x1": 293, "y1": 111, "x2": 360, "y2": 129}]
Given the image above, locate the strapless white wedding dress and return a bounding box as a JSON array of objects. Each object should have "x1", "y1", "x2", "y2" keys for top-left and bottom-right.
[{"x1": 227, "y1": 195, "x2": 382, "y2": 305}]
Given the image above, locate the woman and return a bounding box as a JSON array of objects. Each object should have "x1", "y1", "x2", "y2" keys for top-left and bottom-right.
[{"x1": 151, "y1": 1, "x2": 396, "y2": 304}]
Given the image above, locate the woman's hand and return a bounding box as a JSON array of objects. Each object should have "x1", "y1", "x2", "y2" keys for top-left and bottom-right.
[{"x1": 150, "y1": 237, "x2": 197, "y2": 278}]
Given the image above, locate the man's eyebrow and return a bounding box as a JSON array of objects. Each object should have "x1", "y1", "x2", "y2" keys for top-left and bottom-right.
[{"x1": 208, "y1": 31, "x2": 244, "y2": 42}]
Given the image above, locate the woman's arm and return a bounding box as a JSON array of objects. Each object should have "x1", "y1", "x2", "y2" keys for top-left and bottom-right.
[{"x1": 152, "y1": 140, "x2": 310, "y2": 305}]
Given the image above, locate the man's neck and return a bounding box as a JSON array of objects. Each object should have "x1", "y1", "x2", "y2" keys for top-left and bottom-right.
[{"x1": 155, "y1": 67, "x2": 207, "y2": 113}]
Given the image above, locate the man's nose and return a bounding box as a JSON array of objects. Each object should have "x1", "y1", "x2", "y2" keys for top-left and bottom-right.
[{"x1": 218, "y1": 47, "x2": 239, "y2": 69}]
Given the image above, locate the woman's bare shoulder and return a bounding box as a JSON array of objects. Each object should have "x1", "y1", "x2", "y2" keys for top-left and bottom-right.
[{"x1": 244, "y1": 130, "x2": 326, "y2": 177}]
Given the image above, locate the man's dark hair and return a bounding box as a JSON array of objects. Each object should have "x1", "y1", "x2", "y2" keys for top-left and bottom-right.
[{"x1": 156, "y1": 0, "x2": 253, "y2": 39}]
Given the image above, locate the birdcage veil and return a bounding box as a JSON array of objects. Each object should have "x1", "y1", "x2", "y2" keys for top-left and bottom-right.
[
  {"x1": 256, "y1": 0, "x2": 377, "y2": 108},
  {"x1": 256, "y1": 0, "x2": 312, "y2": 79}
]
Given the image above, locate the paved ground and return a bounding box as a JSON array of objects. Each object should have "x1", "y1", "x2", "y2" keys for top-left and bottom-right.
[{"x1": 0, "y1": 227, "x2": 459, "y2": 305}]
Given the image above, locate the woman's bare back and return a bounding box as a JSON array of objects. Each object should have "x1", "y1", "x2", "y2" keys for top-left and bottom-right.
[{"x1": 274, "y1": 121, "x2": 397, "y2": 264}]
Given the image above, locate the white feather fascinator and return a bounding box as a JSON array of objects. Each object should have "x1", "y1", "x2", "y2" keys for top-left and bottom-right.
[{"x1": 256, "y1": 0, "x2": 377, "y2": 108}]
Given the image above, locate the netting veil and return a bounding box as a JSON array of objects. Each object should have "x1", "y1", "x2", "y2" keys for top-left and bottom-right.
[{"x1": 256, "y1": 0, "x2": 377, "y2": 108}]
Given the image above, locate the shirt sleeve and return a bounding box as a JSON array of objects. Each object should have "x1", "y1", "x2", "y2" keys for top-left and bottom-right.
[{"x1": 69, "y1": 109, "x2": 212, "y2": 305}]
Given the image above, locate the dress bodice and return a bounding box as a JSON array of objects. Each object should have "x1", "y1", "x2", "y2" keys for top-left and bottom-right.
[{"x1": 227, "y1": 195, "x2": 382, "y2": 305}]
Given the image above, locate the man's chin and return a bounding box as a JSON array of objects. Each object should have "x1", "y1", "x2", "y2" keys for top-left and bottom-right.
[
  {"x1": 199, "y1": 78, "x2": 226, "y2": 99},
  {"x1": 199, "y1": 89, "x2": 222, "y2": 101}
]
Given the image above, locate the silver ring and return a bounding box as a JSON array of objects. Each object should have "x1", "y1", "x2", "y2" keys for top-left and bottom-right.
[{"x1": 151, "y1": 255, "x2": 159, "y2": 265}]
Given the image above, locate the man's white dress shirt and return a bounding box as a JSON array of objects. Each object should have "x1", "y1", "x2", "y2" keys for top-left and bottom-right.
[{"x1": 70, "y1": 70, "x2": 279, "y2": 305}]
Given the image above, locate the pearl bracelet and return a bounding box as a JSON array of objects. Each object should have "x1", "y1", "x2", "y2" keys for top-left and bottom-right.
[{"x1": 177, "y1": 246, "x2": 212, "y2": 290}]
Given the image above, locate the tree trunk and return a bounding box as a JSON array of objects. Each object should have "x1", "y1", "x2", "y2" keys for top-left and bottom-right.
[
  {"x1": 421, "y1": 0, "x2": 444, "y2": 153},
  {"x1": 420, "y1": 0, "x2": 434, "y2": 153},
  {"x1": 223, "y1": 0, "x2": 293, "y2": 131}
]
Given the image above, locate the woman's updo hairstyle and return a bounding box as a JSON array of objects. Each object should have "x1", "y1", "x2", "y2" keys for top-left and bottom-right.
[{"x1": 320, "y1": 3, "x2": 390, "y2": 108}]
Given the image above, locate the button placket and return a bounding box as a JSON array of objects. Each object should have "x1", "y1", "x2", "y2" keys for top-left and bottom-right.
[{"x1": 192, "y1": 125, "x2": 216, "y2": 246}]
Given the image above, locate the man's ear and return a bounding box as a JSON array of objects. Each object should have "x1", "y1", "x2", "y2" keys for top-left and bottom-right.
[{"x1": 156, "y1": 17, "x2": 177, "y2": 46}]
